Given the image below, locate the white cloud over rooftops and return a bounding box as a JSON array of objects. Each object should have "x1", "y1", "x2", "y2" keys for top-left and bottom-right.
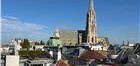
[{"x1": 1, "y1": 17, "x2": 51, "y2": 44}]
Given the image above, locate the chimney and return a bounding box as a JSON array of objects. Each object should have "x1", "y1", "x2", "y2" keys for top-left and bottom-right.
[
  {"x1": 49, "y1": 50, "x2": 53, "y2": 57},
  {"x1": 57, "y1": 48, "x2": 62, "y2": 61}
]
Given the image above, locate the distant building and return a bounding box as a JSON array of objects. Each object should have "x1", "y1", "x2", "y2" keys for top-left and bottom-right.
[
  {"x1": 47, "y1": 29, "x2": 63, "y2": 47},
  {"x1": 30, "y1": 42, "x2": 45, "y2": 51},
  {"x1": 10, "y1": 38, "x2": 22, "y2": 51},
  {"x1": 0, "y1": 45, "x2": 9, "y2": 54},
  {"x1": 1, "y1": 39, "x2": 22, "y2": 55},
  {"x1": 57, "y1": 0, "x2": 110, "y2": 49},
  {"x1": 68, "y1": 50, "x2": 107, "y2": 66},
  {"x1": 47, "y1": 37, "x2": 63, "y2": 47},
  {"x1": 33, "y1": 45, "x2": 45, "y2": 51},
  {"x1": 26, "y1": 58, "x2": 53, "y2": 66}
]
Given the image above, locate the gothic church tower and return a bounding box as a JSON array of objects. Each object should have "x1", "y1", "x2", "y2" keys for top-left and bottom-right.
[{"x1": 86, "y1": 0, "x2": 97, "y2": 44}]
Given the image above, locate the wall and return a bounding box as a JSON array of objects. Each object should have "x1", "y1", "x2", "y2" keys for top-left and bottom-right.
[{"x1": 6, "y1": 55, "x2": 19, "y2": 66}]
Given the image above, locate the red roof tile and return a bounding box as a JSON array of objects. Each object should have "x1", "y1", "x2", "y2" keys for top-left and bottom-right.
[
  {"x1": 80, "y1": 50, "x2": 107, "y2": 60},
  {"x1": 55, "y1": 60, "x2": 70, "y2": 66}
]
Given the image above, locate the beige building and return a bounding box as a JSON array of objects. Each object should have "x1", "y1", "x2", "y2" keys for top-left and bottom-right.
[{"x1": 57, "y1": 0, "x2": 110, "y2": 49}]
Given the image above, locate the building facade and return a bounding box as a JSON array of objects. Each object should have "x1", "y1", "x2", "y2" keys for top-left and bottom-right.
[
  {"x1": 57, "y1": 0, "x2": 109, "y2": 49},
  {"x1": 86, "y1": 0, "x2": 97, "y2": 44}
]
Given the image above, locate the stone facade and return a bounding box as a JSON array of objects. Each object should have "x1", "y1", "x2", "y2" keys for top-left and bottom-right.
[
  {"x1": 57, "y1": 0, "x2": 110, "y2": 49},
  {"x1": 86, "y1": 0, "x2": 97, "y2": 44}
]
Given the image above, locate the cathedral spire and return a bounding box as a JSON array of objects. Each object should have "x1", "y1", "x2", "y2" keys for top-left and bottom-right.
[
  {"x1": 89, "y1": 0, "x2": 94, "y2": 10},
  {"x1": 86, "y1": 0, "x2": 96, "y2": 45}
]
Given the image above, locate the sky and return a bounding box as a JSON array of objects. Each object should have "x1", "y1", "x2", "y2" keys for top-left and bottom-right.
[{"x1": 1, "y1": 0, "x2": 140, "y2": 44}]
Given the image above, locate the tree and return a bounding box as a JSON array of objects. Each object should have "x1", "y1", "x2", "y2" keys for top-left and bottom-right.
[
  {"x1": 35, "y1": 42, "x2": 40, "y2": 45},
  {"x1": 34, "y1": 40, "x2": 45, "y2": 45},
  {"x1": 40, "y1": 40, "x2": 45, "y2": 45},
  {"x1": 20, "y1": 39, "x2": 30, "y2": 50}
]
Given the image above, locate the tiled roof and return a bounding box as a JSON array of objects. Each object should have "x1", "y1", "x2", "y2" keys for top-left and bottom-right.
[
  {"x1": 97, "y1": 50, "x2": 108, "y2": 57},
  {"x1": 59, "y1": 29, "x2": 78, "y2": 40},
  {"x1": 80, "y1": 50, "x2": 107, "y2": 60},
  {"x1": 59, "y1": 29, "x2": 78, "y2": 44},
  {"x1": 55, "y1": 60, "x2": 70, "y2": 66}
]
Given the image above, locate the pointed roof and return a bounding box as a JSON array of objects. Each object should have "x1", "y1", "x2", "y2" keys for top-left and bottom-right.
[
  {"x1": 55, "y1": 60, "x2": 70, "y2": 66},
  {"x1": 89, "y1": 0, "x2": 94, "y2": 10}
]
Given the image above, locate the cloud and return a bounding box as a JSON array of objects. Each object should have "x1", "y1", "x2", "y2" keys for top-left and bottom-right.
[{"x1": 1, "y1": 17, "x2": 51, "y2": 44}]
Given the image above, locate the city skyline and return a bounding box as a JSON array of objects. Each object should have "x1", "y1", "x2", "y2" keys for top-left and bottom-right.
[{"x1": 2, "y1": 0, "x2": 139, "y2": 44}]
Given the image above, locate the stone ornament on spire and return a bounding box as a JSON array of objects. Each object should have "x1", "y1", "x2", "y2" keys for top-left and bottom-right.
[{"x1": 54, "y1": 29, "x2": 60, "y2": 38}]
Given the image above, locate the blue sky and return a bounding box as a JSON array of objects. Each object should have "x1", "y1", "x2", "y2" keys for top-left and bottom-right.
[{"x1": 1, "y1": 0, "x2": 140, "y2": 44}]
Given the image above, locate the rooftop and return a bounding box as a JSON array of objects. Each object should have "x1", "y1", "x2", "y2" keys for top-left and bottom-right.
[
  {"x1": 80, "y1": 50, "x2": 107, "y2": 60},
  {"x1": 55, "y1": 60, "x2": 70, "y2": 66}
]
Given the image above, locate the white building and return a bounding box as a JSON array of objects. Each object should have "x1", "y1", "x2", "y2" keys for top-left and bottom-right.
[
  {"x1": 0, "y1": 45, "x2": 10, "y2": 54},
  {"x1": 6, "y1": 55, "x2": 20, "y2": 66},
  {"x1": 10, "y1": 39, "x2": 22, "y2": 51},
  {"x1": 33, "y1": 45, "x2": 45, "y2": 51},
  {"x1": 91, "y1": 45, "x2": 108, "y2": 51}
]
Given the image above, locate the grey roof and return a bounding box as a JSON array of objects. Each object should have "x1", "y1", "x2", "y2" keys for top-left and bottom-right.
[{"x1": 59, "y1": 29, "x2": 78, "y2": 39}]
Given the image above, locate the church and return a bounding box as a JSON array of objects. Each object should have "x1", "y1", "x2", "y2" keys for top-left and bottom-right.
[{"x1": 53, "y1": 0, "x2": 110, "y2": 49}]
